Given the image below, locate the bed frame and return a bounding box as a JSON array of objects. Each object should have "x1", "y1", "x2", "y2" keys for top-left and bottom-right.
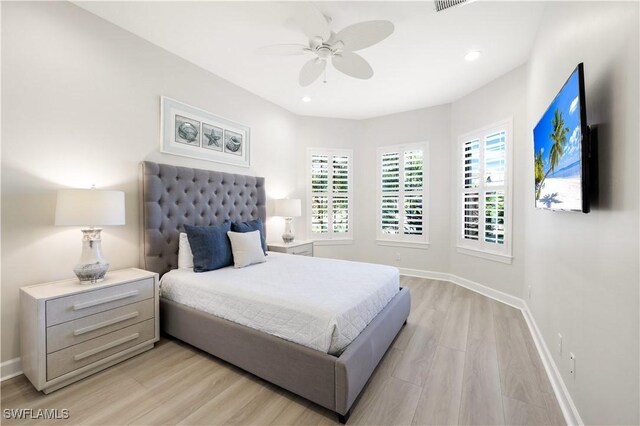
[{"x1": 140, "y1": 161, "x2": 410, "y2": 422}]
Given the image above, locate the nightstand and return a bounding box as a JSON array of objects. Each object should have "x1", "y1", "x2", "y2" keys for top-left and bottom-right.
[
  {"x1": 268, "y1": 240, "x2": 314, "y2": 257},
  {"x1": 20, "y1": 268, "x2": 159, "y2": 394}
]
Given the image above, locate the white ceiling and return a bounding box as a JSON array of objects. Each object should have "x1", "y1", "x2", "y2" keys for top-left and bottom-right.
[{"x1": 75, "y1": 1, "x2": 545, "y2": 120}]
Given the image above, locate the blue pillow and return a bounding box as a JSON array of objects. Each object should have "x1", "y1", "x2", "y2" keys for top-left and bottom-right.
[
  {"x1": 231, "y1": 218, "x2": 267, "y2": 254},
  {"x1": 184, "y1": 222, "x2": 232, "y2": 272}
]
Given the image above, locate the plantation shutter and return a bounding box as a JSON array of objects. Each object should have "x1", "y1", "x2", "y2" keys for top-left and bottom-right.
[
  {"x1": 403, "y1": 150, "x2": 424, "y2": 235},
  {"x1": 458, "y1": 121, "x2": 511, "y2": 259},
  {"x1": 462, "y1": 139, "x2": 480, "y2": 242},
  {"x1": 381, "y1": 152, "x2": 400, "y2": 234},
  {"x1": 377, "y1": 143, "x2": 428, "y2": 244},
  {"x1": 309, "y1": 149, "x2": 352, "y2": 239}
]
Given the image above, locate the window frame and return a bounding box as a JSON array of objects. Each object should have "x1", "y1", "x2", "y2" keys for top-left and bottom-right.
[
  {"x1": 376, "y1": 142, "x2": 430, "y2": 248},
  {"x1": 307, "y1": 148, "x2": 354, "y2": 243},
  {"x1": 457, "y1": 118, "x2": 513, "y2": 264}
]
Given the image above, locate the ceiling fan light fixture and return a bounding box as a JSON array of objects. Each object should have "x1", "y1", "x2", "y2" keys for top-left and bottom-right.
[
  {"x1": 258, "y1": 6, "x2": 394, "y2": 86},
  {"x1": 464, "y1": 50, "x2": 481, "y2": 62}
]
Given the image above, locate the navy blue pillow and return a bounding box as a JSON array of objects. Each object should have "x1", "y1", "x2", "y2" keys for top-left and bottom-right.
[
  {"x1": 184, "y1": 222, "x2": 233, "y2": 272},
  {"x1": 231, "y1": 218, "x2": 267, "y2": 254}
]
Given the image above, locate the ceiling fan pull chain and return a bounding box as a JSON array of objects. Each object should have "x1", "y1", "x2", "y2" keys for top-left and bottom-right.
[{"x1": 323, "y1": 65, "x2": 328, "y2": 84}]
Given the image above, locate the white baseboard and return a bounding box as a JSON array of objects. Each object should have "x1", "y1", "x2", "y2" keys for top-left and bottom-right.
[
  {"x1": 398, "y1": 267, "x2": 451, "y2": 282},
  {"x1": 399, "y1": 268, "x2": 582, "y2": 426},
  {"x1": 1, "y1": 357, "x2": 23, "y2": 381},
  {"x1": 522, "y1": 302, "x2": 583, "y2": 426}
]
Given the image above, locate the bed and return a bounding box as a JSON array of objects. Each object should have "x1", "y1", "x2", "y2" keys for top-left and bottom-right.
[{"x1": 140, "y1": 161, "x2": 411, "y2": 422}]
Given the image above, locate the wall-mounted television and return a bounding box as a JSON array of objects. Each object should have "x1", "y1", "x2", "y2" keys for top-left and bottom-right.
[{"x1": 533, "y1": 63, "x2": 591, "y2": 213}]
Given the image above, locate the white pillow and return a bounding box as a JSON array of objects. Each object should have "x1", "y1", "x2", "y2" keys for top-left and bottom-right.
[
  {"x1": 227, "y1": 230, "x2": 266, "y2": 268},
  {"x1": 178, "y1": 232, "x2": 194, "y2": 269}
]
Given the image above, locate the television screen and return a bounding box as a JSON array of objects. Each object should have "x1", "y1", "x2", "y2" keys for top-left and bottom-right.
[{"x1": 533, "y1": 64, "x2": 589, "y2": 212}]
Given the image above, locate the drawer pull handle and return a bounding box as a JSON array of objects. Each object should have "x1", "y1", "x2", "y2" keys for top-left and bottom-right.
[
  {"x1": 72, "y1": 290, "x2": 139, "y2": 311},
  {"x1": 73, "y1": 333, "x2": 140, "y2": 361},
  {"x1": 73, "y1": 312, "x2": 140, "y2": 336}
]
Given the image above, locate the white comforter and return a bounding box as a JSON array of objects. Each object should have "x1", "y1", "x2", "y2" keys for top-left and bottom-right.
[{"x1": 160, "y1": 252, "x2": 399, "y2": 354}]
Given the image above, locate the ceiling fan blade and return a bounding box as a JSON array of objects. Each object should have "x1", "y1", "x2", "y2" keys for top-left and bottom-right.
[
  {"x1": 299, "y1": 58, "x2": 326, "y2": 86},
  {"x1": 331, "y1": 52, "x2": 373, "y2": 79},
  {"x1": 335, "y1": 20, "x2": 394, "y2": 51},
  {"x1": 292, "y1": 4, "x2": 331, "y2": 42},
  {"x1": 256, "y1": 44, "x2": 310, "y2": 56}
]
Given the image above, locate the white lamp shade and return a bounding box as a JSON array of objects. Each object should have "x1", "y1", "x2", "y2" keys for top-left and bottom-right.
[
  {"x1": 55, "y1": 189, "x2": 125, "y2": 226},
  {"x1": 273, "y1": 198, "x2": 301, "y2": 217}
]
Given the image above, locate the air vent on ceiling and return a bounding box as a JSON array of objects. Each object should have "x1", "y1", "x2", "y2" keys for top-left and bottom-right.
[{"x1": 434, "y1": 0, "x2": 468, "y2": 12}]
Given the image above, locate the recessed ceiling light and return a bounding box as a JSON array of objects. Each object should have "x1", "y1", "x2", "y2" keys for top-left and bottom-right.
[
  {"x1": 464, "y1": 51, "x2": 481, "y2": 62},
  {"x1": 301, "y1": 96, "x2": 311, "y2": 103}
]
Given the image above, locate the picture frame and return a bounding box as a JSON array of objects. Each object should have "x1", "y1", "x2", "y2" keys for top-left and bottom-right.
[{"x1": 160, "y1": 96, "x2": 250, "y2": 167}]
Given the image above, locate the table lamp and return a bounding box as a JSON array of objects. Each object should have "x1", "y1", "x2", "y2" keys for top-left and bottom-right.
[
  {"x1": 273, "y1": 198, "x2": 301, "y2": 243},
  {"x1": 55, "y1": 188, "x2": 125, "y2": 283}
]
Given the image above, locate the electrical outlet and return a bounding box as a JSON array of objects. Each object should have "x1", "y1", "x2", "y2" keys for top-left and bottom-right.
[
  {"x1": 395, "y1": 252, "x2": 401, "y2": 261},
  {"x1": 569, "y1": 352, "x2": 576, "y2": 376},
  {"x1": 557, "y1": 333, "x2": 562, "y2": 355}
]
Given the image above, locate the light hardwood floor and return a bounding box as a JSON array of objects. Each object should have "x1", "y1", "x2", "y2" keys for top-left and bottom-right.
[{"x1": 1, "y1": 277, "x2": 566, "y2": 425}]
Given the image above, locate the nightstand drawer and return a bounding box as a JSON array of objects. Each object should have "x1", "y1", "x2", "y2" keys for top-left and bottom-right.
[
  {"x1": 46, "y1": 278, "x2": 154, "y2": 326},
  {"x1": 290, "y1": 244, "x2": 313, "y2": 256},
  {"x1": 47, "y1": 319, "x2": 155, "y2": 380},
  {"x1": 46, "y1": 299, "x2": 155, "y2": 354}
]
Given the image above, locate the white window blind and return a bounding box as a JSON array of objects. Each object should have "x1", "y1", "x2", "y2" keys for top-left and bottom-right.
[
  {"x1": 308, "y1": 149, "x2": 353, "y2": 240},
  {"x1": 458, "y1": 120, "x2": 512, "y2": 261},
  {"x1": 377, "y1": 143, "x2": 429, "y2": 245}
]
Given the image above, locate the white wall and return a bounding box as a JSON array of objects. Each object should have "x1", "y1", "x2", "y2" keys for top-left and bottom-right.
[
  {"x1": 449, "y1": 65, "x2": 527, "y2": 297},
  {"x1": 0, "y1": 1, "x2": 302, "y2": 362},
  {"x1": 524, "y1": 2, "x2": 639, "y2": 424},
  {"x1": 354, "y1": 105, "x2": 451, "y2": 272}
]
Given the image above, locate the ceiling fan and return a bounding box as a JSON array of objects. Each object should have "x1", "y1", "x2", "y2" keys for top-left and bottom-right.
[{"x1": 257, "y1": 6, "x2": 394, "y2": 86}]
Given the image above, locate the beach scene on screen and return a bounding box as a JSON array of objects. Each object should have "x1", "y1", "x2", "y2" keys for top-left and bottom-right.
[{"x1": 533, "y1": 69, "x2": 583, "y2": 211}]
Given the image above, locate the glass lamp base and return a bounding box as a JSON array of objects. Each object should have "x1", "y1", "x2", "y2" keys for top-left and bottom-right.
[
  {"x1": 281, "y1": 217, "x2": 295, "y2": 243},
  {"x1": 74, "y1": 228, "x2": 110, "y2": 284}
]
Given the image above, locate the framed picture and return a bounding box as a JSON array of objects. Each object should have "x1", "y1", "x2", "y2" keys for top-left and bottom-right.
[{"x1": 161, "y1": 96, "x2": 250, "y2": 167}]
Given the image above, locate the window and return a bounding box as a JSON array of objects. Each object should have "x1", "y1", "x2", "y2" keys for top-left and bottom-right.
[
  {"x1": 308, "y1": 148, "x2": 353, "y2": 242},
  {"x1": 458, "y1": 119, "x2": 512, "y2": 263},
  {"x1": 376, "y1": 143, "x2": 429, "y2": 247}
]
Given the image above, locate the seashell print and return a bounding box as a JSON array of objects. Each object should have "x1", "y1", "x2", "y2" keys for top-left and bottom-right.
[
  {"x1": 178, "y1": 122, "x2": 199, "y2": 142},
  {"x1": 226, "y1": 136, "x2": 242, "y2": 152}
]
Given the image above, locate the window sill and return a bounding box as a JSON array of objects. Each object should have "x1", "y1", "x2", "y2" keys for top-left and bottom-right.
[
  {"x1": 456, "y1": 246, "x2": 513, "y2": 264},
  {"x1": 376, "y1": 240, "x2": 430, "y2": 250},
  {"x1": 313, "y1": 239, "x2": 353, "y2": 246}
]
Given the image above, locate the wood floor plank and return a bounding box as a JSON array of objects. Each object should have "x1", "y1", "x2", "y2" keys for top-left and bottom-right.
[
  {"x1": 516, "y1": 316, "x2": 555, "y2": 395},
  {"x1": 458, "y1": 337, "x2": 505, "y2": 425},
  {"x1": 543, "y1": 392, "x2": 567, "y2": 425},
  {"x1": 467, "y1": 292, "x2": 496, "y2": 342},
  {"x1": 177, "y1": 375, "x2": 267, "y2": 425},
  {"x1": 131, "y1": 362, "x2": 245, "y2": 425},
  {"x1": 84, "y1": 354, "x2": 223, "y2": 425},
  {"x1": 490, "y1": 299, "x2": 521, "y2": 318},
  {"x1": 503, "y1": 396, "x2": 551, "y2": 425},
  {"x1": 422, "y1": 280, "x2": 455, "y2": 312},
  {"x1": 439, "y1": 287, "x2": 473, "y2": 351},
  {"x1": 392, "y1": 308, "x2": 445, "y2": 386},
  {"x1": 493, "y1": 315, "x2": 547, "y2": 408},
  {"x1": 349, "y1": 376, "x2": 422, "y2": 426},
  {"x1": 412, "y1": 346, "x2": 465, "y2": 425}
]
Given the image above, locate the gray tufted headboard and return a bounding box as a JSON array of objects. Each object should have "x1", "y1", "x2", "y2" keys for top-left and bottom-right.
[{"x1": 140, "y1": 161, "x2": 266, "y2": 277}]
